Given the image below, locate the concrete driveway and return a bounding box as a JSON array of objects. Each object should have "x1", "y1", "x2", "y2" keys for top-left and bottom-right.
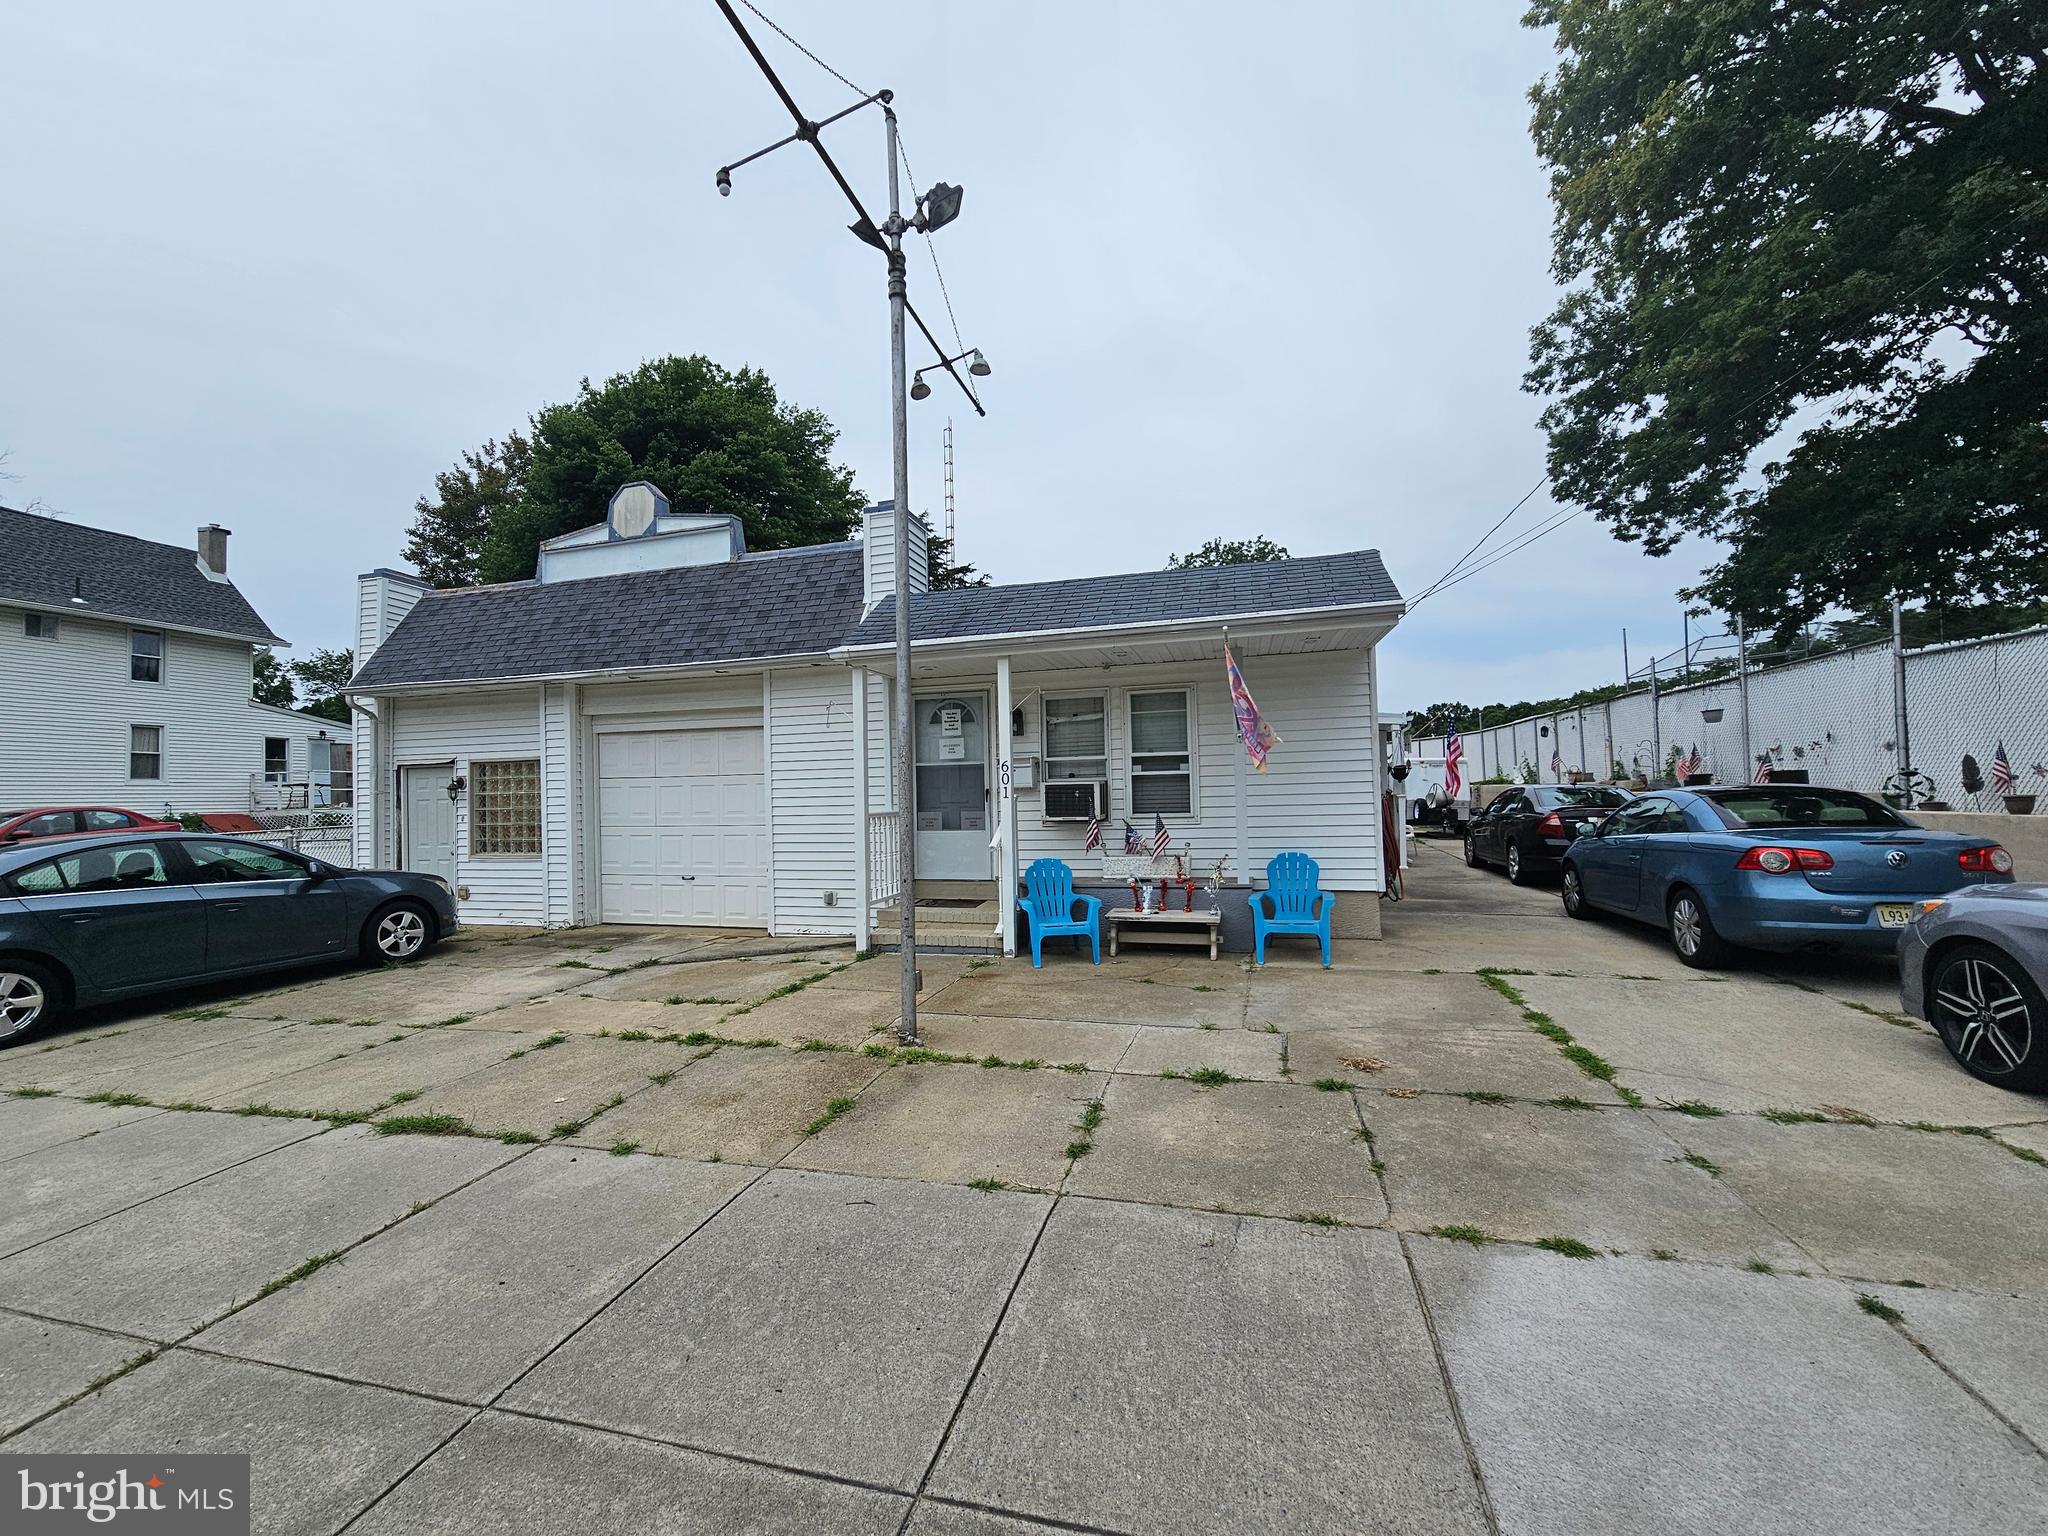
[{"x1": 2, "y1": 846, "x2": 2045, "y2": 1533}]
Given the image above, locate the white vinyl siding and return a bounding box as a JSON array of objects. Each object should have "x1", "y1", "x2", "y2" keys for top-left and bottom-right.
[
  {"x1": 768, "y1": 666, "x2": 859, "y2": 936},
  {"x1": 387, "y1": 687, "x2": 545, "y2": 925}
]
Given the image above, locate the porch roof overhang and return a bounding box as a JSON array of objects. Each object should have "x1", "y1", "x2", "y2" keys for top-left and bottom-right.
[{"x1": 826, "y1": 598, "x2": 1405, "y2": 678}]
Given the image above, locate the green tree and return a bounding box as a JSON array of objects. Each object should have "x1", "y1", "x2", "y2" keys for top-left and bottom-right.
[
  {"x1": 1167, "y1": 536, "x2": 1291, "y2": 569},
  {"x1": 251, "y1": 647, "x2": 296, "y2": 709},
  {"x1": 404, "y1": 433, "x2": 531, "y2": 588},
  {"x1": 289, "y1": 647, "x2": 354, "y2": 724},
  {"x1": 926, "y1": 532, "x2": 990, "y2": 589},
  {"x1": 1525, "y1": 2, "x2": 2047, "y2": 640},
  {"x1": 473, "y1": 356, "x2": 864, "y2": 585}
]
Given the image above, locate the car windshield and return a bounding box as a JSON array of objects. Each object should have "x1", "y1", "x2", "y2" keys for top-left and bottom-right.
[
  {"x1": 1530, "y1": 786, "x2": 1629, "y2": 809},
  {"x1": 1703, "y1": 787, "x2": 1910, "y2": 829}
]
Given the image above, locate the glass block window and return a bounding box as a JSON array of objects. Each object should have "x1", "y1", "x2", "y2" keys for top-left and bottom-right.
[
  {"x1": 470, "y1": 758, "x2": 541, "y2": 856},
  {"x1": 130, "y1": 725, "x2": 163, "y2": 780},
  {"x1": 1128, "y1": 689, "x2": 1194, "y2": 815},
  {"x1": 1042, "y1": 694, "x2": 1107, "y2": 782}
]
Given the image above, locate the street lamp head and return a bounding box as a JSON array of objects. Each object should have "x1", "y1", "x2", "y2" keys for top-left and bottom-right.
[
  {"x1": 967, "y1": 348, "x2": 991, "y2": 378},
  {"x1": 918, "y1": 181, "x2": 963, "y2": 233},
  {"x1": 909, "y1": 373, "x2": 932, "y2": 401},
  {"x1": 716, "y1": 167, "x2": 732, "y2": 197}
]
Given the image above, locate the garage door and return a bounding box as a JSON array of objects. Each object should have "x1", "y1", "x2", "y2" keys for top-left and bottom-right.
[{"x1": 597, "y1": 728, "x2": 768, "y2": 925}]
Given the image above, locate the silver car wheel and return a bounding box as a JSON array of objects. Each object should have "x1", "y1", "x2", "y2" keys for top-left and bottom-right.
[
  {"x1": 1562, "y1": 867, "x2": 1582, "y2": 914},
  {"x1": 1671, "y1": 897, "x2": 1703, "y2": 958},
  {"x1": 376, "y1": 908, "x2": 427, "y2": 960},
  {"x1": 1934, "y1": 956, "x2": 2032, "y2": 1075},
  {"x1": 0, "y1": 971, "x2": 47, "y2": 1038},
  {"x1": 1507, "y1": 844, "x2": 1522, "y2": 881}
]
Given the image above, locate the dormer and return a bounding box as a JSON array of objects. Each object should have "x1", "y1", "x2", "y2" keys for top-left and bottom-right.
[{"x1": 536, "y1": 481, "x2": 748, "y2": 584}]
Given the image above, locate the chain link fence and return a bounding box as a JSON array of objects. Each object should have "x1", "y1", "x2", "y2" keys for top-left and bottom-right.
[{"x1": 1419, "y1": 624, "x2": 2048, "y2": 812}]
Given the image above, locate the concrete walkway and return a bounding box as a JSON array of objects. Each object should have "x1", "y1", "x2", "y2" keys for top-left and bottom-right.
[{"x1": 2, "y1": 847, "x2": 2045, "y2": 1533}]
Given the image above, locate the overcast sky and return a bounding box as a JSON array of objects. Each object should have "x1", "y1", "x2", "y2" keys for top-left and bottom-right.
[{"x1": 3, "y1": 1, "x2": 1720, "y2": 712}]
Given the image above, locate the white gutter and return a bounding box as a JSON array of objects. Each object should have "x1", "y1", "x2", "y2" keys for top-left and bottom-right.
[{"x1": 826, "y1": 597, "x2": 1407, "y2": 662}]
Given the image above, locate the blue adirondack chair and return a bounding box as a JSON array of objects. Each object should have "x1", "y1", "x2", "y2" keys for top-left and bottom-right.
[
  {"x1": 1018, "y1": 858, "x2": 1102, "y2": 967},
  {"x1": 1250, "y1": 852, "x2": 1336, "y2": 966}
]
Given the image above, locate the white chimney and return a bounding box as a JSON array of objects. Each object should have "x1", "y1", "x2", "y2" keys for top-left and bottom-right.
[
  {"x1": 197, "y1": 524, "x2": 230, "y2": 577},
  {"x1": 861, "y1": 501, "x2": 930, "y2": 614}
]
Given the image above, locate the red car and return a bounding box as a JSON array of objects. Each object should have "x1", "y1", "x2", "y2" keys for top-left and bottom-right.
[{"x1": 0, "y1": 806, "x2": 182, "y2": 845}]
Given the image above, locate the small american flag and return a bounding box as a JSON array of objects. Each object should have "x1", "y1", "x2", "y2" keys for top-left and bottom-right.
[
  {"x1": 1083, "y1": 810, "x2": 1101, "y2": 852},
  {"x1": 1991, "y1": 740, "x2": 2017, "y2": 794},
  {"x1": 1445, "y1": 710, "x2": 1464, "y2": 799},
  {"x1": 1753, "y1": 754, "x2": 1773, "y2": 784},
  {"x1": 1123, "y1": 820, "x2": 1142, "y2": 855},
  {"x1": 1681, "y1": 744, "x2": 1703, "y2": 779},
  {"x1": 1150, "y1": 812, "x2": 1171, "y2": 859},
  {"x1": 1549, "y1": 749, "x2": 1563, "y2": 779}
]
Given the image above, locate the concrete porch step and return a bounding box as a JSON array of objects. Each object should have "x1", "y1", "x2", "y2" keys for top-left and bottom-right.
[{"x1": 872, "y1": 899, "x2": 1003, "y2": 955}]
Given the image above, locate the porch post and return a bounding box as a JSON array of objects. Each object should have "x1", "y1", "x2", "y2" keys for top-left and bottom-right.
[
  {"x1": 852, "y1": 667, "x2": 871, "y2": 952},
  {"x1": 995, "y1": 655, "x2": 1018, "y2": 956}
]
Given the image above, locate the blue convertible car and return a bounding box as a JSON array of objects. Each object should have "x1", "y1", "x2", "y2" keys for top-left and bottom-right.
[{"x1": 1560, "y1": 785, "x2": 2014, "y2": 968}]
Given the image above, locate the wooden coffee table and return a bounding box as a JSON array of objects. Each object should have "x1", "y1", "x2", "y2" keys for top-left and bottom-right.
[{"x1": 1106, "y1": 907, "x2": 1223, "y2": 959}]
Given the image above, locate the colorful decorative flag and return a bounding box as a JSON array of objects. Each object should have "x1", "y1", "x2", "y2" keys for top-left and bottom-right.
[
  {"x1": 1224, "y1": 643, "x2": 1281, "y2": 771},
  {"x1": 1445, "y1": 710, "x2": 1464, "y2": 799},
  {"x1": 1753, "y1": 754, "x2": 1773, "y2": 784},
  {"x1": 1083, "y1": 811, "x2": 1102, "y2": 852},
  {"x1": 1150, "y1": 812, "x2": 1170, "y2": 859},
  {"x1": 1123, "y1": 820, "x2": 1142, "y2": 855},
  {"x1": 1991, "y1": 740, "x2": 2017, "y2": 794}
]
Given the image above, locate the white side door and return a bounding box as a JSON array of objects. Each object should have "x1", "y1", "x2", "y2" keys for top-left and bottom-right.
[
  {"x1": 401, "y1": 764, "x2": 457, "y2": 885},
  {"x1": 597, "y1": 727, "x2": 768, "y2": 926},
  {"x1": 913, "y1": 692, "x2": 993, "y2": 881}
]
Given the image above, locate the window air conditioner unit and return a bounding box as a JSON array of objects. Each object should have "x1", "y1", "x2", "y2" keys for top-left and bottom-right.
[{"x1": 1043, "y1": 779, "x2": 1108, "y2": 822}]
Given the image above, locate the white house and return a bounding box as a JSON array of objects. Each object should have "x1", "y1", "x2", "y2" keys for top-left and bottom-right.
[
  {"x1": 0, "y1": 507, "x2": 350, "y2": 816},
  {"x1": 347, "y1": 483, "x2": 1403, "y2": 951}
]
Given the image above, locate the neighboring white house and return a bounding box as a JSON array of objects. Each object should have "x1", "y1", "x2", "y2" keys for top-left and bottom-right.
[
  {"x1": 347, "y1": 482, "x2": 1404, "y2": 950},
  {"x1": 0, "y1": 507, "x2": 350, "y2": 816}
]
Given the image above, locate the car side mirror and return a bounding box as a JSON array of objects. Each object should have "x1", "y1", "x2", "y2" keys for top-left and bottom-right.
[
  {"x1": 303, "y1": 863, "x2": 331, "y2": 883},
  {"x1": 1573, "y1": 821, "x2": 1596, "y2": 839}
]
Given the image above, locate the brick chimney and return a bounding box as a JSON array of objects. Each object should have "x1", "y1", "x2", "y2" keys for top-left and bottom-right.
[{"x1": 197, "y1": 524, "x2": 230, "y2": 576}]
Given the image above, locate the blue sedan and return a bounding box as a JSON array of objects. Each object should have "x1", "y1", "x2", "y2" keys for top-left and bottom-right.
[
  {"x1": 1560, "y1": 785, "x2": 2014, "y2": 968},
  {"x1": 0, "y1": 831, "x2": 459, "y2": 1044}
]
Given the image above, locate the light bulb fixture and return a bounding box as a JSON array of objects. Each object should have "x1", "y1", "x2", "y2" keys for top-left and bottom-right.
[
  {"x1": 967, "y1": 349, "x2": 991, "y2": 377},
  {"x1": 909, "y1": 374, "x2": 932, "y2": 401},
  {"x1": 715, "y1": 167, "x2": 732, "y2": 196}
]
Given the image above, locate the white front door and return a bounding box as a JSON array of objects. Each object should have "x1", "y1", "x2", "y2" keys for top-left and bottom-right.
[
  {"x1": 913, "y1": 692, "x2": 993, "y2": 881},
  {"x1": 597, "y1": 727, "x2": 768, "y2": 926},
  {"x1": 402, "y1": 765, "x2": 457, "y2": 885}
]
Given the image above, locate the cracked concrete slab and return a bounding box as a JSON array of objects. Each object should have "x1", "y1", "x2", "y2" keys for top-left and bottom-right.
[
  {"x1": 400, "y1": 1036, "x2": 685, "y2": 1138},
  {"x1": 1287, "y1": 1017, "x2": 1627, "y2": 1103},
  {"x1": 502, "y1": 1169, "x2": 1051, "y2": 1492},
  {"x1": 0, "y1": 1123, "x2": 520, "y2": 1340},
  {"x1": 929, "y1": 1199, "x2": 1488, "y2": 1535},
  {"x1": 224, "y1": 1025, "x2": 549, "y2": 1116},
  {"x1": 783, "y1": 1062, "x2": 1106, "y2": 1191},
  {"x1": 1067, "y1": 1075, "x2": 1387, "y2": 1225},
  {"x1": 726, "y1": 983, "x2": 902, "y2": 1045},
  {"x1": 816, "y1": 953, "x2": 976, "y2": 993},
  {"x1": 568, "y1": 1046, "x2": 888, "y2": 1165},
  {"x1": 456, "y1": 993, "x2": 717, "y2": 1036},
  {"x1": 1246, "y1": 968, "x2": 1523, "y2": 1033},
  {"x1": 910, "y1": 1013, "x2": 1139, "y2": 1071},
  {"x1": 575, "y1": 957, "x2": 829, "y2": 1005},
  {"x1": 1410, "y1": 1240, "x2": 2048, "y2": 1535},
  {"x1": 0, "y1": 1016, "x2": 296, "y2": 1092},
  {"x1": 8, "y1": 1350, "x2": 470, "y2": 1536},
  {"x1": 199, "y1": 1146, "x2": 752, "y2": 1402},
  {"x1": 0, "y1": 1094, "x2": 161, "y2": 1163},
  {"x1": 922, "y1": 970, "x2": 1245, "y2": 1028},
  {"x1": 0, "y1": 1313, "x2": 149, "y2": 1437},
  {"x1": 1883, "y1": 1283, "x2": 2048, "y2": 1448},
  {"x1": 76, "y1": 1024, "x2": 398, "y2": 1109},
  {"x1": 1113, "y1": 1024, "x2": 1287, "y2": 1081}
]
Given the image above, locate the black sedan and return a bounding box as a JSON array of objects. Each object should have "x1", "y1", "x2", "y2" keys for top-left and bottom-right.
[
  {"x1": 0, "y1": 832, "x2": 458, "y2": 1044},
  {"x1": 1466, "y1": 784, "x2": 1633, "y2": 884}
]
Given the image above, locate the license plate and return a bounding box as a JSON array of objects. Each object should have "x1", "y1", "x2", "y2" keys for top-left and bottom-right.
[{"x1": 1876, "y1": 904, "x2": 1912, "y2": 929}]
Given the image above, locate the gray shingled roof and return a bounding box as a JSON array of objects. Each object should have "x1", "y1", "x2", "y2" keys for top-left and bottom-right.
[
  {"x1": 351, "y1": 544, "x2": 867, "y2": 689},
  {"x1": 0, "y1": 506, "x2": 285, "y2": 644},
  {"x1": 844, "y1": 548, "x2": 1401, "y2": 648}
]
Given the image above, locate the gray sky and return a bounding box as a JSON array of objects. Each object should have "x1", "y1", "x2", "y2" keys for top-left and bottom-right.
[{"x1": 2, "y1": 1, "x2": 1719, "y2": 712}]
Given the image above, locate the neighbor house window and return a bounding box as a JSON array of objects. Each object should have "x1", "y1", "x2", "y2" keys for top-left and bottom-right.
[
  {"x1": 130, "y1": 725, "x2": 163, "y2": 780},
  {"x1": 130, "y1": 629, "x2": 163, "y2": 682},
  {"x1": 470, "y1": 758, "x2": 541, "y2": 856},
  {"x1": 1042, "y1": 694, "x2": 1107, "y2": 782},
  {"x1": 1128, "y1": 689, "x2": 1194, "y2": 815},
  {"x1": 23, "y1": 613, "x2": 57, "y2": 640},
  {"x1": 263, "y1": 737, "x2": 289, "y2": 782}
]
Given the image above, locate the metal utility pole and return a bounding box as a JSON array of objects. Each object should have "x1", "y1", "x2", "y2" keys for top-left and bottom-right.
[
  {"x1": 1891, "y1": 597, "x2": 1913, "y2": 809},
  {"x1": 1736, "y1": 615, "x2": 1751, "y2": 781},
  {"x1": 710, "y1": 0, "x2": 989, "y2": 1046},
  {"x1": 1648, "y1": 659, "x2": 1663, "y2": 783}
]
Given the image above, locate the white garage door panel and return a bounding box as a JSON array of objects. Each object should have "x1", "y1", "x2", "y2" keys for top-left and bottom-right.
[{"x1": 597, "y1": 727, "x2": 768, "y2": 926}]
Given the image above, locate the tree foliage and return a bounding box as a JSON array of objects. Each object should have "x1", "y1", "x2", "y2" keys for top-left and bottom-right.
[
  {"x1": 251, "y1": 647, "x2": 296, "y2": 709},
  {"x1": 404, "y1": 433, "x2": 531, "y2": 588},
  {"x1": 1167, "y1": 536, "x2": 1291, "y2": 569},
  {"x1": 289, "y1": 647, "x2": 354, "y2": 724},
  {"x1": 926, "y1": 532, "x2": 990, "y2": 589},
  {"x1": 449, "y1": 356, "x2": 864, "y2": 586},
  {"x1": 1525, "y1": 2, "x2": 2046, "y2": 640}
]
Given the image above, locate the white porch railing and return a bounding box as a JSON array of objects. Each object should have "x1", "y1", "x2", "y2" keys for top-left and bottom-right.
[
  {"x1": 866, "y1": 810, "x2": 902, "y2": 910},
  {"x1": 250, "y1": 776, "x2": 353, "y2": 811}
]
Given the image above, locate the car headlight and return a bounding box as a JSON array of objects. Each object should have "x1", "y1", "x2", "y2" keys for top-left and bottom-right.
[{"x1": 423, "y1": 874, "x2": 452, "y2": 893}]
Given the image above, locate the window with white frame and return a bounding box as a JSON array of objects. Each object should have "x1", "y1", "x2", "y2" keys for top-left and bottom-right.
[
  {"x1": 1041, "y1": 694, "x2": 1107, "y2": 782},
  {"x1": 1128, "y1": 689, "x2": 1194, "y2": 815},
  {"x1": 130, "y1": 725, "x2": 163, "y2": 780},
  {"x1": 263, "y1": 737, "x2": 289, "y2": 782},
  {"x1": 130, "y1": 628, "x2": 163, "y2": 683},
  {"x1": 470, "y1": 758, "x2": 541, "y2": 856},
  {"x1": 23, "y1": 613, "x2": 58, "y2": 640}
]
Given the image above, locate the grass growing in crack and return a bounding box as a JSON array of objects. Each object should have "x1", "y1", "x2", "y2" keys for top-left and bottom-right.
[
  {"x1": 1857, "y1": 1293, "x2": 1904, "y2": 1322},
  {"x1": 425, "y1": 1014, "x2": 471, "y2": 1028},
  {"x1": 555, "y1": 959, "x2": 595, "y2": 969},
  {"x1": 1291, "y1": 1212, "x2": 1349, "y2": 1228},
  {"x1": 1660, "y1": 1098, "x2": 1727, "y2": 1118},
  {"x1": 1550, "y1": 1095, "x2": 1597, "y2": 1111},
  {"x1": 804, "y1": 1097, "x2": 856, "y2": 1137},
  {"x1": 1672, "y1": 1149, "x2": 1722, "y2": 1177},
  {"x1": 1163, "y1": 1067, "x2": 1237, "y2": 1087},
  {"x1": 892, "y1": 1047, "x2": 977, "y2": 1065},
  {"x1": 609, "y1": 1140, "x2": 641, "y2": 1157},
  {"x1": 166, "y1": 1005, "x2": 230, "y2": 1021},
  {"x1": 1310, "y1": 1077, "x2": 1352, "y2": 1092},
  {"x1": 1614, "y1": 1084, "x2": 1645, "y2": 1108},
  {"x1": 229, "y1": 1103, "x2": 317, "y2": 1120},
  {"x1": 11, "y1": 1085, "x2": 57, "y2": 1098},
  {"x1": 83, "y1": 1351, "x2": 159, "y2": 1396},
  {"x1": 614, "y1": 1030, "x2": 655, "y2": 1042},
  {"x1": 255, "y1": 1250, "x2": 344, "y2": 1300},
  {"x1": 1430, "y1": 1224, "x2": 1493, "y2": 1245},
  {"x1": 385, "y1": 1089, "x2": 420, "y2": 1105},
  {"x1": 1743, "y1": 1258, "x2": 1776, "y2": 1274},
  {"x1": 1560, "y1": 1045, "x2": 1618, "y2": 1082},
  {"x1": 649, "y1": 1070, "x2": 676, "y2": 1086},
  {"x1": 498, "y1": 1130, "x2": 542, "y2": 1144},
  {"x1": 1461, "y1": 1090, "x2": 1509, "y2": 1105},
  {"x1": 1534, "y1": 1236, "x2": 1599, "y2": 1260},
  {"x1": 163, "y1": 1100, "x2": 209, "y2": 1113},
  {"x1": 967, "y1": 1176, "x2": 1010, "y2": 1192},
  {"x1": 374, "y1": 1112, "x2": 474, "y2": 1137},
  {"x1": 799, "y1": 1039, "x2": 854, "y2": 1053},
  {"x1": 1056, "y1": 1061, "x2": 1089, "y2": 1073},
  {"x1": 532, "y1": 1032, "x2": 569, "y2": 1050},
  {"x1": 1066, "y1": 1097, "x2": 1107, "y2": 1160},
  {"x1": 1760, "y1": 1107, "x2": 1829, "y2": 1125},
  {"x1": 83, "y1": 1090, "x2": 151, "y2": 1107},
  {"x1": 1650, "y1": 1248, "x2": 1678, "y2": 1261},
  {"x1": 666, "y1": 995, "x2": 739, "y2": 1006},
  {"x1": 2000, "y1": 1139, "x2": 2048, "y2": 1168}
]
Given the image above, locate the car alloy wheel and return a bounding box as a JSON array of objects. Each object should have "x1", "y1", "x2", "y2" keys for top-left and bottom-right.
[
  {"x1": 377, "y1": 908, "x2": 427, "y2": 960},
  {"x1": 1931, "y1": 952, "x2": 2034, "y2": 1079},
  {"x1": 1464, "y1": 838, "x2": 1479, "y2": 868},
  {"x1": 0, "y1": 971, "x2": 46, "y2": 1038},
  {"x1": 1670, "y1": 896, "x2": 1703, "y2": 957},
  {"x1": 1506, "y1": 844, "x2": 1524, "y2": 883},
  {"x1": 1562, "y1": 866, "x2": 1586, "y2": 918}
]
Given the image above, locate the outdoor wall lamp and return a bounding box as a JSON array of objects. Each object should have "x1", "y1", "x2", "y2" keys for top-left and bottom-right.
[{"x1": 446, "y1": 775, "x2": 467, "y2": 802}]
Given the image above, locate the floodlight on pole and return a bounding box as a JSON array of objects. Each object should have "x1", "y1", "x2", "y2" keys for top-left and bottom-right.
[
  {"x1": 912, "y1": 347, "x2": 992, "y2": 403},
  {"x1": 909, "y1": 374, "x2": 932, "y2": 401},
  {"x1": 916, "y1": 181, "x2": 964, "y2": 233}
]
